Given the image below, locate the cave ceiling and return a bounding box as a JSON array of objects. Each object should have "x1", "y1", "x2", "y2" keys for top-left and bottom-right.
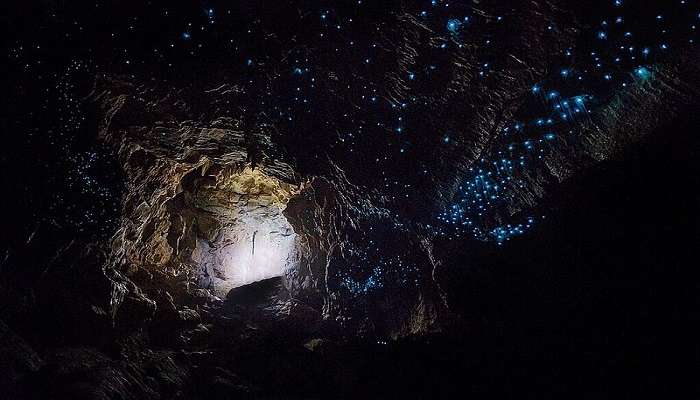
[{"x1": 1, "y1": 0, "x2": 698, "y2": 398}]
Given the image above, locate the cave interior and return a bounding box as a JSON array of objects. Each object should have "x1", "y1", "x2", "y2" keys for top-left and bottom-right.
[{"x1": 1, "y1": 0, "x2": 699, "y2": 398}]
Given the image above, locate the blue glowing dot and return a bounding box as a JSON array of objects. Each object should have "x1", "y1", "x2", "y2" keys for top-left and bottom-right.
[
  {"x1": 614, "y1": 0, "x2": 622, "y2": 6},
  {"x1": 545, "y1": 133, "x2": 556, "y2": 140},
  {"x1": 182, "y1": 32, "x2": 191, "y2": 40},
  {"x1": 560, "y1": 69, "x2": 570, "y2": 77},
  {"x1": 597, "y1": 31, "x2": 607, "y2": 40},
  {"x1": 634, "y1": 66, "x2": 651, "y2": 80},
  {"x1": 447, "y1": 19, "x2": 462, "y2": 34},
  {"x1": 532, "y1": 84, "x2": 540, "y2": 93}
]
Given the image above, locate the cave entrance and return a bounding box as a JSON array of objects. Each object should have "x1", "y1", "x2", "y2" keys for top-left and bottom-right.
[
  {"x1": 189, "y1": 166, "x2": 303, "y2": 297},
  {"x1": 214, "y1": 212, "x2": 296, "y2": 291}
]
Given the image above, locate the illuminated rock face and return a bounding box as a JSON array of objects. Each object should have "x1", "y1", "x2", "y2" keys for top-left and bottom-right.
[
  {"x1": 97, "y1": 100, "x2": 312, "y2": 302},
  {"x1": 213, "y1": 224, "x2": 296, "y2": 289},
  {"x1": 189, "y1": 167, "x2": 302, "y2": 295},
  {"x1": 122, "y1": 157, "x2": 305, "y2": 296}
]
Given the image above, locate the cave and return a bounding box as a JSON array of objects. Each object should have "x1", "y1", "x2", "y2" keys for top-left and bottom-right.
[
  {"x1": 2, "y1": 0, "x2": 699, "y2": 399},
  {"x1": 171, "y1": 166, "x2": 304, "y2": 296}
]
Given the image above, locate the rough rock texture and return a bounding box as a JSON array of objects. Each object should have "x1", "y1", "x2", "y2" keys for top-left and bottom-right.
[
  {"x1": 91, "y1": 74, "x2": 450, "y2": 337},
  {"x1": 89, "y1": 39, "x2": 700, "y2": 341},
  {"x1": 2, "y1": 0, "x2": 699, "y2": 398}
]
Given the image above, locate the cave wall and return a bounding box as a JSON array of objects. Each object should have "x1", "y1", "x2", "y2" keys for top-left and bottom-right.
[
  {"x1": 90, "y1": 46, "x2": 700, "y2": 337},
  {"x1": 91, "y1": 78, "x2": 449, "y2": 337}
]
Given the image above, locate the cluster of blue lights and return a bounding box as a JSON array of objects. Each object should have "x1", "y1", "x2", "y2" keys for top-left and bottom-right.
[
  {"x1": 439, "y1": 0, "x2": 698, "y2": 245},
  {"x1": 489, "y1": 217, "x2": 535, "y2": 243},
  {"x1": 337, "y1": 250, "x2": 420, "y2": 296},
  {"x1": 340, "y1": 266, "x2": 382, "y2": 295},
  {"x1": 150, "y1": 0, "x2": 696, "y2": 249}
]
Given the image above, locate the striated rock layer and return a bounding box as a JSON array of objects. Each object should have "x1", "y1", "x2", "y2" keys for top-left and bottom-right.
[{"x1": 1, "y1": 0, "x2": 699, "y2": 398}]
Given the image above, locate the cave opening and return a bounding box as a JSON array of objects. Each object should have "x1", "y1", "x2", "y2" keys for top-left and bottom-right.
[
  {"x1": 198, "y1": 209, "x2": 298, "y2": 295},
  {"x1": 186, "y1": 165, "x2": 305, "y2": 298}
]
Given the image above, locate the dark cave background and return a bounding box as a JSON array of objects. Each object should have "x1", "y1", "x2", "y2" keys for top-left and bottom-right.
[{"x1": 2, "y1": 0, "x2": 699, "y2": 398}]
